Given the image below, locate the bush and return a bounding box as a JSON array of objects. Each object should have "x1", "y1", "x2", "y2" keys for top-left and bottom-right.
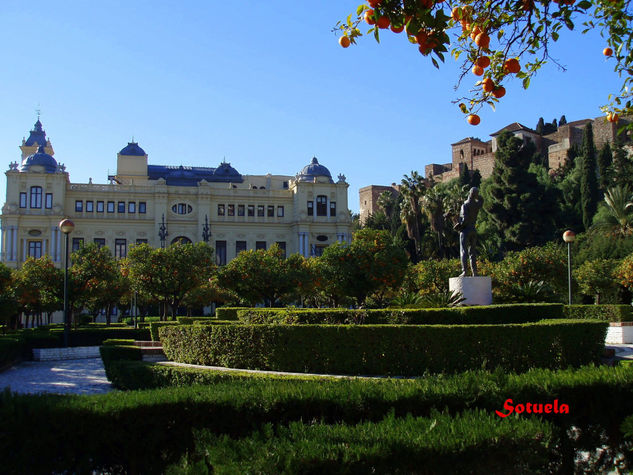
[
  {"x1": 215, "y1": 307, "x2": 243, "y2": 320},
  {"x1": 574, "y1": 259, "x2": 621, "y2": 304},
  {"x1": 149, "y1": 321, "x2": 179, "y2": 341},
  {"x1": 175, "y1": 316, "x2": 215, "y2": 325},
  {"x1": 413, "y1": 258, "x2": 462, "y2": 295},
  {"x1": 99, "y1": 343, "x2": 143, "y2": 382},
  {"x1": 237, "y1": 303, "x2": 565, "y2": 325},
  {"x1": 566, "y1": 305, "x2": 633, "y2": 322},
  {"x1": 0, "y1": 337, "x2": 22, "y2": 369},
  {"x1": 160, "y1": 319, "x2": 605, "y2": 375}
]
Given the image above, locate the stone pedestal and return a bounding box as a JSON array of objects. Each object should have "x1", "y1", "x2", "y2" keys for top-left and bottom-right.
[{"x1": 449, "y1": 276, "x2": 492, "y2": 306}]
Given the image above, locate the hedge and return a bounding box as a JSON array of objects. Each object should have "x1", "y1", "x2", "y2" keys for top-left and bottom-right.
[
  {"x1": 4, "y1": 364, "x2": 633, "y2": 473},
  {"x1": 565, "y1": 304, "x2": 633, "y2": 322},
  {"x1": 160, "y1": 319, "x2": 606, "y2": 375},
  {"x1": 0, "y1": 337, "x2": 22, "y2": 370},
  {"x1": 214, "y1": 307, "x2": 243, "y2": 320},
  {"x1": 175, "y1": 316, "x2": 215, "y2": 325},
  {"x1": 149, "y1": 321, "x2": 179, "y2": 341},
  {"x1": 172, "y1": 411, "x2": 555, "y2": 474},
  {"x1": 237, "y1": 303, "x2": 565, "y2": 325},
  {"x1": 99, "y1": 343, "x2": 143, "y2": 383}
]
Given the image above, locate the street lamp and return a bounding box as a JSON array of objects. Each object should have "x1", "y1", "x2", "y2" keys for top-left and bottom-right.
[
  {"x1": 562, "y1": 230, "x2": 576, "y2": 306},
  {"x1": 59, "y1": 218, "x2": 74, "y2": 347}
]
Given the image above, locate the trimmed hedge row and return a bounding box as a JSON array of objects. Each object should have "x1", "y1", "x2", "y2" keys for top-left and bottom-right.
[
  {"x1": 215, "y1": 307, "x2": 243, "y2": 320},
  {"x1": 5, "y1": 364, "x2": 633, "y2": 473},
  {"x1": 173, "y1": 411, "x2": 555, "y2": 474},
  {"x1": 149, "y1": 321, "x2": 179, "y2": 341},
  {"x1": 175, "y1": 316, "x2": 215, "y2": 325},
  {"x1": 566, "y1": 304, "x2": 633, "y2": 322},
  {"x1": 0, "y1": 337, "x2": 22, "y2": 370},
  {"x1": 237, "y1": 303, "x2": 565, "y2": 325},
  {"x1": 160, "y1": 319, "x2": 607, "y2": 375}
]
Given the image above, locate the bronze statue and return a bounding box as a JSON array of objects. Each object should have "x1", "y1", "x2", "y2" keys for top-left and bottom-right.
[{"x1": 454, "y1": 187, "x2": 483, "y2": 277}]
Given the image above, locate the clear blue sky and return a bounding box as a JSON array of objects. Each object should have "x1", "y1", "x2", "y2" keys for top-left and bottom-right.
[{"x1": 0, "y1": 0, "x2": 622, "y2": 213}]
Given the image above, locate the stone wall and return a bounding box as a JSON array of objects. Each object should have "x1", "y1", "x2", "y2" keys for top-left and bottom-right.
[{"x1": 359, "y1": 184, "x2": 399, "y2": 224}]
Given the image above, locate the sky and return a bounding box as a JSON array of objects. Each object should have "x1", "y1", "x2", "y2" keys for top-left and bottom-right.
[{"x1": 0, "y1": 0, "x2": 623, "y2": 213}]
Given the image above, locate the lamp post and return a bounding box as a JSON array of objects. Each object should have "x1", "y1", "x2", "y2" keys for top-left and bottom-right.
[
  {"x1": 59, "y1": 218, "x2": 75, "y2": 347},
  {"x1": 562, "y1": 230, "x2": 576, "y2": 306},
  {"x1": 159, "y1": 214, "x2": 168, "y2": 249}
]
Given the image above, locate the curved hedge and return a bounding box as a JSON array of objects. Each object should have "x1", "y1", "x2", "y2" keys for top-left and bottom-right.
[
  {"x1": 237, "y1": 303, "x2": 564, "y2": 325},
  {"x1": 160, "y1": 319, "x2": 606, "y2": 375},
  {"x1": 565, "y1": 304, "x2": 633, "y2": 322}
]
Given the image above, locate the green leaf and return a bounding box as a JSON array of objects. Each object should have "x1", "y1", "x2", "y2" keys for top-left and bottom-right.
[
  {"x1": 356, "y1": 4, "x2": 366, "y2": 15},
  {"x1": 577, "y1": 0, "x2": 592, "y2": 8},
  {"x1": 432, "y1": 58, "x2": 439, "y2": 69},
  {"x1": 552, "y1": 31, "x2": 559, "y2": 41},
  {"x1": 523, "y1": 77, "x2": 531, "y2": 89}
]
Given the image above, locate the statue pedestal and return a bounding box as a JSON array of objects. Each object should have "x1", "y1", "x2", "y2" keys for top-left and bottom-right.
[{"x1": 449, "y1": 276, "x2": 492, "y2": 306}]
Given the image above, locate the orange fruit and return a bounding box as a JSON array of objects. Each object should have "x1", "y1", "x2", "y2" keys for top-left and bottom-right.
[
  {"x1": 476, "y1": 56, "x2": 490, "y2": 68},
  {"x1": 604, "y1": 47, "x2": 613, "y2": 56},
  {"x1": 503, "y1": 58, "x2": 520, "y2": 74},
  {"x1": 377, "y1": 16, "x2": 390, "y2": 28},
  {"x1": 365, "y1": 10, "x2": 376, "y2": 25},
  {"x1": 492, "y1": 86, "x2": 506, "y2": 98},
  {"x1": 416, "y1": 29, "x2": 429, "y2": 45},
  {"x1": 522, "y1": 0, "x2": 534, "y2": 10},
  {"x1": 418, "y1": 45, "x2": 432, "y2": 55},
  {"x1": 390, "y1": 24, "x2": 404, "y2": 33},
  {"x1": 467, "y1": 114, "x2": 481, "y2": 125},
  {"x1": 475, "y1": 32, "x2": 490, "y2": 49},
  {"x1": 451, "y1": 6, "x2": 461, "y2": 19},
  {"x1": 339, "y1": 36, "x2": 351, "y2": 48},
  {"x1": 419, "y1": 0, "x2": 434, "y2": 8},
  {"x1": 472, "y1": 65, "x2": 484, "y2": 76},
  {"x1": 368, "y1": 0, "x2": 383, "y2": 6},
  {"x1": 470, "y1": 25, "x2": 482, "y2": 41},
  {"x1": 482, "y1": 77, "x2": 495, "y2": 92}
]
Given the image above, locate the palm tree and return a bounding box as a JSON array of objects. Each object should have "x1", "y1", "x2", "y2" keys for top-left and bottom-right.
[
  {"x1": 399, "y1": 171, "x2": 427, "y2": 262},
  {"x1": 591, "y1": 185, "x2": 633, "y2": 236}
]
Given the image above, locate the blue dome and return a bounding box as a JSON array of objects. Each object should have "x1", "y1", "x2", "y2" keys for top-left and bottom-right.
[
  {"x1": 119, "y1": 142, "x2": 146, "y2": 156},
  {"x1": 297, "y1": 157, "x2": 333, "y2": 183},
  {"x1": 213, "y1": 162, "x2": 240, "y2": 178},
  {"x1": 21, "y1": 145, "x2": 58, "y2": 173},
  {"x1": 24, "y1": 120, "x2": 49, "y2": 147}
]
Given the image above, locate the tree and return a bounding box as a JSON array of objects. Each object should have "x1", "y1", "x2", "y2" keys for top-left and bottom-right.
[
  {"x1": 14, "y1": 257, "x2": 62, "y2": 327},
  {"x1": 609, "y1": 142, "x2": 633, "y2": 190},
  {"x1": 591, "y1": 186, "x2": 633, "y2": 237},
  {"x1": 580, "y1": 122, "x2": 600, "y2": 230},
  {"x1": 458, "y1": 163, "x2": 470, "y2": 187},
  {"x1": 597, "y1": 143, "x2": 613, "y2": 190},
  {"x1": 535, "y1": 117, "x2": 545, "y2": 135},
  {"x1": 574, "y1": 259, "x2": 619, "y2": 304},
  {"x1": 337, "y1": 0, "x2": 633, "y2": 122},
  {"x1": 399, "y1": 171, "x2": 427, "y2": 262},
  {"x1": 559, "y1": 115, "x2": 567, "y2": 126}
]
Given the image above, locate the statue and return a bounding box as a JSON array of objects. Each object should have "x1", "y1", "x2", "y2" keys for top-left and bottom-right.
[{"x1": 454, "y1": 187, "x2": 483, "y2": 277}]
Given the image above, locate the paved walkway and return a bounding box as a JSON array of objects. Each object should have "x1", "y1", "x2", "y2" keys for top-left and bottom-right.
[{"x1": 0, "y1": 357, "x2": 112, "y2": 395}]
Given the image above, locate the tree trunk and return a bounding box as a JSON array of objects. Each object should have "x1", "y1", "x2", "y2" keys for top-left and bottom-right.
[{"x1": 106, "y1": 304, "x2": 112, "y2": 326}]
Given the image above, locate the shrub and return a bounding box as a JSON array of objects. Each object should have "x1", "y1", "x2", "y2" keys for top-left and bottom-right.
[
  {"x1": 160, "y1": 319, "x2": 605, "y2": 375},
  {"x1": 574, "y1": 259, "x2": 621, "y2": 304},
  {"x1": 215, "y1": 307, "x2": 242, "y2": 320},
  {"x1": 149, "y1": 321, "x2": 179, "y2": 341},
  {"x1": 615, "y1": 253, "x2": 633, "y2": 293},
  {"x1": 0, "y1": 337, "x2": 22, "y2": 369},
  {"x1": 413, "y1": 258, "x2": 462, "y2": 295},
  {"x1": 565, "y1": 305, "x2": 633, "y2": 322},
  {"x1": 99, "y1": 343, "x2": 142, "y2": 382},
  {"x1": 176, "y1": 316, "x2": 215, "y2": 325}
]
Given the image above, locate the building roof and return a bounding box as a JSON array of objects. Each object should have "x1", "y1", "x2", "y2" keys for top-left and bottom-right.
[
  {"x1": 24, "y1": 120, "x2": 49, "y2": 147},
  {"x1": 119, "y1": 142, "x2": 146, "y2": 156},
  {"x1": 296, "y1": 157, "x2": 333, "y2": 183},
  {"x1": 490, "y1": 122, "x2": 536, "y2": 136},
  {"x1": 451, "y1": 137, "x2": 488, "y2": 146},
  {"x1": 564, "y1": 119, "x2": 592, "y2": 128},
  {"x1": 20, "y1": 145, "x2": 58, "y2": 173},
  {"x1": 147, "y1": 162, "x2": 243, "y2": 186}
]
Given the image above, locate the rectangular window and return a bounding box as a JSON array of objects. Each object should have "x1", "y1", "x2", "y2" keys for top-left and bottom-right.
[
  {"x1": 215, "y1": 240, "x2": 227, "y2": 266},
  {"x1": 72, "y1": 237, "x2": 84, "y2": 252},
  {"x1": 118, "y1": 201, "x2": 125, "y2": 213},
  {"x1": 282, "y1": 181, "x2": 289, "y2": 189},
  {"x1": 314, "y1": 245, "x2": 326, "y2": 257},
  {"x1": 107, "y1": 201, "x2": 115, "y2": 213},
  {"x1": 276, "y1": 241, "x2": 286, "y2": 258},
  {"x1": 247, "y1": 205, "x2": 255, "y2": 217},
  {"x1": 93, "y1": 238, "x2": 106, "y2": 248},
  {"x1": 257, "y1": 205, "x2": 264, "y2": 217},
  {"x1": 75, "y1": 200, "x2": 83, "y2": 212},
  {"x1": 27, "y1": 241, "x2": 42, "y2": 258},
  {"x1": 236, "y1": 240, "x2": 247, "y2": 255},
  {"x1": 237, "y1": 204, "x2": 245, "y2": 216},
  {"x1": 307, "y1": 201, "x2": 314, "y2": 216},
  {"x1": 277, "y1": 206, "x2": 284, "y2": 217},
  {"x1": 97, "y1": 201, "x2": 104, "y2": 213},
  {"x1": 316, "y1": 195, "x2": 327, "y2": 216},
  {"x1": 256, "y1": 241, "x2": 266, "y2": 250},
  {"x1": 128, "y1": 202, "x2": 136, "y2": 213},
  {"x1": 30, "y1": 186, "x2": 42, "y2": 209},
  {"x1": 138, "y1": 202, "x2": 147, "y2": 214},
  {"x1": 267, "y1": 205, "x2": 274, "y2": 217},
  {"x1": 228, "y1": 204, "x2": 235, "y2": 216},
  {"x1": 45, "y1": 193, "x2": 53, "y2": 209},
  {"x1": 218, "y1": 204, "x2": 225, "y2": 216},
  {"x1": 330, "y1": 201, "x2": 336, "y2": 217},
  {"x1": 19, "y1": 192, "x2": 27, "y2": 208},
  {"x1": 114, "y1": 239, "x2": 127, "y2": 259},
  {"x1": 136, "y1": 239, "x2": 148, "y2": 245},
  {"x1": 86, "y1": 201, "x2": 94, "y2": 213}
]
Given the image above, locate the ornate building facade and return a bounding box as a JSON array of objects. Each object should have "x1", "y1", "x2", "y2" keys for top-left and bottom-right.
[{"x1": 1, "y1": 120, "x2": 352, "y2": 268}]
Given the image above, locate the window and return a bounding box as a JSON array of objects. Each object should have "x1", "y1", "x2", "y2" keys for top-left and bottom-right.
[
  {"x1": 236, "y1": 240, "x2": 247, "y2": 255},
  {"x1": 27, "y1": 241, "x2": 42, "y2": 258},
  {"x1": 30, "y1": 186, "x2": 42, "y2": 208},
  {"x1": 75, "y1": 201, "x2": 83, "y2": 212},
  {"x1": 136, "y1": 239, "x2": 148, "y2": 245},
  {"x1": 172, "y1": 203, "x2": 192, "y2": 215},
  {"x1": 128, "y1": 202, "x2": 136, "y2": 213},
  {"x1": 19, "y1": 192, "x2": 27, "y2": 208},
  {"x1": 215, "y1": 240, "x2": 227, "y2": 266},
  {"x1": 97, "y1": 201, "x2": 104, "y2": 213},
  {"x1": 314, "y1": 245, "x2": 326, "y2": 257},
  {"x1": 267, "y1": 205, "x2": 274, "y2": 217},
  {"x1": 276, "y1": 241, "x2": 286, "y2": 258},
  {"x1": 107, "y1": 201, "x2": 115, "y2": 213},
  {"x1": 72, "y1": 237, "x2": 84, "y2": 252},
  {"x1": 118, "y1": 201, "x2": 126, "y2": 213},
  {"x1": 138, "y1": 202, "x2": 147, "y2": 214},
  {"x1": 330, "y1": 201, "x2": 336, "y2": 217},
  {"x1": 93, "y1": 238, "x2": 106, "y2": 248},
  {"x1": 218, "y1": 204, "x2": 225, "y2": 216},
  {"x1": 307, "y1": 201, "x2": 314, "y2": 216},
  {"x1": 45, "y1": 193, "x2": 53, "y2": 209},
  {"x1": 277, "y1": 206, "x2": 284, "y2": 217},
  {"x1": 114, "y1": 239, "x2": 127, "y2": 259},
  {"x1": 257, "y1": 205, "x2": 264, "y2": 217},
  {"x1": 238, "y1": 204, "x2": 245, "y2": 216},
  {"x1": 316, "y1": 195, "x2": 327, "y2": 216},
  {"x1": 283, "y1": 181, "x2": 289, "y2": 189},
  {"x1": 247, "y1": 205, "x2": 255, "y2": 217},
  {"x1": 228, "y1": 204, "x2": 235, "y2": 216},
  {"x1": 86, "y1": 201, "x2": 94, "y2": 213},
  {"x1": 256, "y1": 241, "x2": 266, "y2": 250}
]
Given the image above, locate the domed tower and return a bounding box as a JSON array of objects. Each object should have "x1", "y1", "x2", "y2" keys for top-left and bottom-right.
[
  {"x1": 20, "y1": 119, "x2": 54, "y2": 160},
  {"x1": 296, "y1": 157, "x2": 334, "y2": 184},
  {"x1": 116, "y1": 141, "x2": 148, "y2": 184},
  {"x1": 20, "y1": 144, "x2": 58, "y2": 173}
]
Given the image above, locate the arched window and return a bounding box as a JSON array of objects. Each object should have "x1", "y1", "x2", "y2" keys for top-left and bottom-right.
[
  {"x1": 171, "y1": 236, "x2": 192, "y2": 245},
  {"x1": 30, "y1": 186, "x2": 42, "y2": 209},
  {"x1": 171, "y1": 203, "x2": 192, "y2": 215},
  {"x1": 316, "y1": 195, "x2": 327, "y2": 216}
]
